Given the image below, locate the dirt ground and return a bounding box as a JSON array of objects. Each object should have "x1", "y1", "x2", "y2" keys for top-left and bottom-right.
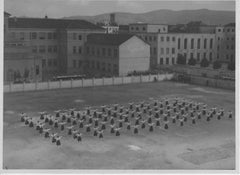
[{"x1": 3, "y1": 81, "x2": 236, "y2": 170}]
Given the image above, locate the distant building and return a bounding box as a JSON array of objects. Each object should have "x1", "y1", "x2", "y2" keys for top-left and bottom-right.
[
  {"x1": 129, "y1": 23, "x2": 168, "y2": 33},
  {"x1": 119, "y1": 25, "x2": 130, "y2": 33},
  {"x1": 5, "y1": 15, "x2": 104, "y2": 82},
  {"x1": 100, "y1": 13, "x2": 119, "y2": 34},
  {"x1": 215, "y1": 23, "x2": 235, "y2": 63},
  {"x1": 85, "y1": 34, "x2": 150, "y2": 76}
]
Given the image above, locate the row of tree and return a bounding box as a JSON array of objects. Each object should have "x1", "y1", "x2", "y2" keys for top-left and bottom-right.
[{"x1": 176, "y1": 54, "x2": 235, "y2": 71}]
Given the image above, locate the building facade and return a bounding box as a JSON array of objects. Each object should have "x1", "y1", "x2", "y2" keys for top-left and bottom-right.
[
  {"x1": 215, "y1": 23, "x2": 235, "y2": 63},
  {"x1": 5, "y1": 15, "x2": 105, "y2": 82},
  {"x1": 85, "y1": 34, "x2": 150, "y2": 76}
]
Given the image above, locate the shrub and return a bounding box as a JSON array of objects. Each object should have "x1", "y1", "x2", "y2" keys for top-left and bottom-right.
[
  {"x1": 200, "y1": 58, "x2": 209, "y2": 67},
  {"x1": 188, "y1": 57, "x2": 197, "y2": 66},
  {"x1": 177, "y1": 54, "x2": 186, "y2": 65},
  {"x1": 213, "y1": 61, "x2": 222, "y2": 69}
]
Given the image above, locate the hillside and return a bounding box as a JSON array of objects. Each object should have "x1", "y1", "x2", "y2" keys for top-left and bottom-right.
[{"x1": 64, "y1": 9, "x2": 235, "y2": 25}]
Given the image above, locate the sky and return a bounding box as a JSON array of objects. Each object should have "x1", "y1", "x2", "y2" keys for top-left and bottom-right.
[{"x1": 4, "y1": 0, "x2": 235, "y2": 18}]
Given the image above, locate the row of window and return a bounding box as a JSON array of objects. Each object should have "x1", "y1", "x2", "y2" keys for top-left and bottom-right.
[
  {"x1": 159, "y1": 57, "x2": 175, "y2": 65},
  {"x1": 32, "y1": 45, "x2": 58, "y2": 53},
  {"x1": 72, "y1": 46, "x2": 82, "y2": 54},
  {"x1": 42, "y1": 59, "x2": 58, "y2": 67},
  {"x1": 86, "y1": 46, "x2": 118, "y2": 58},
  {"x1": 72, "y1": 60, "x2": 83, "y2": 68},
  {"x1": 217, "y1": 37, "x2": 235, "y2": 41},
  {"x1": 178, "y1": 38, "x2": 214, "y2": 50},
  {"x1": 217, "y1": 28, "x2": 235, "y2": 33},
  {"x1": 159, "y1": 48, "x2": 175, "y2": 55},
  {"x1": 71, "y1": 33, "x2": 83, "y2": 40},
  {"x1": 86, "y1": 60, "x2": 118, "y2": 73}
]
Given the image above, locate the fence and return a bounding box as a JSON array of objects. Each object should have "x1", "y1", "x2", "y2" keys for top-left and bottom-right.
[
  {"x1": 174, "y1": 73, "x2": 235, "y2": 90},
  {"x1": 4, "y1": 73, "x2": 174, "y2": 93}
]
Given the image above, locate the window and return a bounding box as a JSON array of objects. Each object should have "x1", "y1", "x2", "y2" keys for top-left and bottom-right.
[
  {"x1": 172, "y1": 37, "x2": 175, "y2": 42},
  {"x1": 19, "y1": 32, "x2": 24, "y2": 40},
  {"x1": 209, "y1": 52, "x2": 212, "y2": 61},
  {"x1": 172, "y1": 57, "x2": 175, "y2": 64},
  {"x1": 166, "y1": 36, "x2": 170, "y2": 42},
  {"x1": 218, "y1": 29, "x2": 221, "y2": 32},
  {"x1": 142, "y1": 27, "x2": 146, "y2": 31},
  {"x1": 39, "y1": 45, "x2": 46, "y2": 53},
  {"x1": 217, "y1": 45, "x2": 220, "y2": 50},
  {"x1": 36, "y1": 65, "x2": 39, "y2": 75},
  {"x1": 204, "y1": 52, "x2": 206, "y2": 59},
  {"x1": 53, "y1": 33, "x2": 57, "y2": 39},
  {"x1": 232, "y1": 37, "x2": 234, "y2": 41},
  {"x1": 217, "y1": 54, "x2": 219, "y2": 59},
  {"x1": 197, "y1": 38, "x2": 201, "y2": 49},
  {"x1": 190, "y1": 53, "x2": 194, "y2": 58},
  {"x1": 78, "y1": 46, "x2": 82, "y2": 54},
  {"x1": 102, "y1": 62, "x2": 106, "y2": 71},
  {"x1": 108, "y1": 63, "x2": 111, "y2": 72},
  {"x1": 39, "y1": 32, "x2": 46, "y2": 40},
  {"x1": 153, "y1": 36, "x2": 157, "y2": 41},
  {"x1": 91, "y1": 47, "x2": 95, "y2": 55},
  {"x1": 78, "y1": 60, "x2": 82, "y2": 68},
  {"x1": 31, "y1": 32, "x2": 37, "y2": 40},
  {"x1": 136, "y1": 27, "x2": 139, "y2": 31},
  {"x1": 131, "y1": 27, "x2": 134, "y2": 30},
  {"x1": 48, "y1": 46, "x2": 53, "y2": 53},
  {"x1": 48, "y1": 32, "x2": 52, "y2": 40},
  {"x1": 230, "y1": 54, "x2": 234, "y2": 62},
  {"x1": 145, "y1": 36, "x2": 148, "y2": 41},
  {"x1": 153, "y1": 47, "x2": 157, "y2": 55},
  {"x1": 197, "y1": 53, "x2": 200, "y2": 61},
  {"x1": 113, "y1": 64, "x2": 118, "y2": 74},
  {"x1": 218, "y1": 37, "x2": 220, "y2": 41},
  {"x1": 184, "y1": 38, "x2": 187, "y2": 49},
  {"x1": 227, "y1": 37, "x2": 229, "y2": 41},
  {"x1": 204, "y1": 39, "x2": 207, "y2": 49},
  {"x1": 226, "y1": 54, "x2": 229, "y2": 60},
  {"x1": 232, "y1": 29, "x2": 235, "y2": 32},
  {"x1": 226, "y1": 45, "x2": 229, "y2": 49},
  {"x1": 53, "y1": 59, "x2": 57, "y2": 66},
  {"x1": 32, "y1": 46, "x2": 37, "y2": 53},
  {"x1": 91, "y1": 61, "x2": 95, "y2": 68},
  {"x1": 97, "y1": 48, "x2": 100, "y2": 56},
  {"x1": 97, "y1": 61, "x2": 100, "y2": 69},
  {"x1": 42, "y1": 59, "x2": 46, "y2": 67},
  {"x1": 172, "y1": 48, "x2": 175, "y2": 54},
  {"x1": 160, "y1": 58, "x2": 163, "y2": 65},
  {"x1": 73, "y1": 60, "x2": 76, "y2": 68},
  {"x1": 102, "y1": 48, "x2": 106, "y2": 56},
  {"x1": 227, "y1": 29, "x2": 230, "y2": 32},
  {"x1": 78, "y1": 35, "x2": 82, "y2": 40},
  {"x1": 161, "y1": 48, "x2": 164, "y2": 54},
  {"x1": 166, "y1": 57, "x2": 169, "y2": 65},
  {"x1": 158, "y1": 29, "x2": 161, "y2": 33},
  {"x1": 178, "y1": 38, "x2": 181, "y2": 49},
  {"x1": 231, "y1": 45, "x2": 234, "y2": 50},
  {"x1": 73, "y1": 33, "x2": 77, "y2": 40},
  {"x1": 163, "y1": 27, "x2": 166, "y2": 31},
  {"x1": 166, "y1": 48, "x2": 169, "y2": 54},
  {"x1": 191, "y1": 38, "x2": 194, "y2": 49},
  {"x1": 86, "y1": 46, "x2": 90, "y2": 54},
  {"x1": 149, "y1": 36, "x2": 152, "y2": 42},
  {"x1": 73, "y1": 46, "x2": 77, "y2": 54},
  {"x1": 108, "y1": 48, "x2": 112, "y2": 56},
  {"x1": 53, "y1": 46, "x2": 57, "y2": 53},
  {"x1": 210, "y1": 38, "x2": 213, "y2": 49},
  {"x1": 48, "y1": 59, "x2": 52, "y2": 67},
  {"x1": 114, "y1": 49, "x2": 118, "y2": 57},
  {"x1": 161, "y1": 36, "x2": 164, "y2": 42}
]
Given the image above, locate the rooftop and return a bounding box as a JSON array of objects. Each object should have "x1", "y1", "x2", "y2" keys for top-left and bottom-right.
[
  {"x1": 8, "y1": 17, "x2": 104, "y2": 30},
  {"x1": 86, "y1": 34, "x2": 135, "y2": 46}
]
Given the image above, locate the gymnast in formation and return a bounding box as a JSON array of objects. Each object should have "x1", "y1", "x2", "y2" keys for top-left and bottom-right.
[{"x1": 20, "y1": 97, "x2": 233, "y2": 146}]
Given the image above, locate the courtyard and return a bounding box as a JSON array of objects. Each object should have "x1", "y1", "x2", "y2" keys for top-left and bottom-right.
[{"x1": 3, "y1": 81, "x2": 235, "y2": 170}]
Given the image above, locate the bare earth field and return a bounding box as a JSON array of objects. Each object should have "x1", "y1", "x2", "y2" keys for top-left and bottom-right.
[{"x1": 3, "y1": 81, "x2": 235, "y2": 170}]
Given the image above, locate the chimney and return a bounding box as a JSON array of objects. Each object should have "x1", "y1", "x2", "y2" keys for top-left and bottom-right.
[{"x1": 45, "y1": 15, "x2": 48, "y2": 19}]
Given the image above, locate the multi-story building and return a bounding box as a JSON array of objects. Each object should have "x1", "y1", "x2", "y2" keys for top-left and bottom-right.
[
  {"x1": 5, "y1": 15, "x2": 105, "y2": 81},
  {"x1": 85, "y1": 34, "x2": 150, "y2": 76},
  {"x1": 215, "y1": 23, "x2": 235, "y2": 63},
  {"x1": 4, "y1": 12, "x2": 42, "y2": 84}
]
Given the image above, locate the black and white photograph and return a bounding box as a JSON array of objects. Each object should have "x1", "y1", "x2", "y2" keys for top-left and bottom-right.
[{"x1": 1, "y1": 0, "x2": 239, "y2": 172}]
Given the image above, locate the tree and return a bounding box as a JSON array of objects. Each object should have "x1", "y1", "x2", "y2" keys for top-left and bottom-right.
[
  {"x1": 177, "y1": 54, "x2": 187, "y2": 65},
  {"x1": 213, "y1": 61, "x2": 222, "y2": 69},
  {"x1": 200, "y1": 58, "x2": 209, "y2": 67},
  {"x1": 228, "y1": 61, "x2": 235, "y2": 71},
  {"x1": 188, "y1": 57, "x2": 197, "y2": 66},
  {"x1": 24, "y1": 68, "x2": 29, "y2": 79}
]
